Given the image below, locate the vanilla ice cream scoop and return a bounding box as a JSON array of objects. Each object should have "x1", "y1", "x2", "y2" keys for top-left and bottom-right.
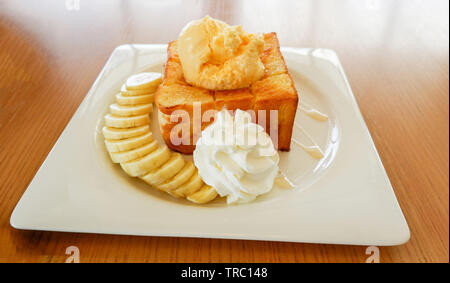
[
  {"x1": 193, "y1": 109, "x2": 279, "y2": 204},
  {"x1": 177, "y1": 16, "x2": 265, "y2": 90}
]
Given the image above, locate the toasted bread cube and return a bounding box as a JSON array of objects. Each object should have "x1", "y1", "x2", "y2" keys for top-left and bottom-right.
[
  {"x1": 164, "y1": 42, "x2": 187, "y2": 85},
  {"x1": 156, "y1": 83, "x2": 215, "y2": 154},
  {"x1": 157, "y1": 33, "x2": 297, "y2": 153},
  {"x1": 214, "y1": 88, "x2": 254, "y2": 111},
  {"x1": 167, "y1": 41, "x2": 180, "y2": 62},
  {"x1": 156, "y1": 83, "x2": 214, "y2": 115},
  {"x1": 161, "y1": 131, "x2": 197, "y2": 154},
  {"x1": 159, "y1": 111, "x2": 196, "y2": 154},
  {"x1": 252, "y1": 73, "x2": 298, "y2": 150},
  {"x1": 261, "y1": 33, "x2": 288, "y2": 78},
  {"x1": 164, "y1": 57, "x2": 187, "y2": 85},
  {"x1": 158, "y1": 108, "x2": 214, "y2": 154}
]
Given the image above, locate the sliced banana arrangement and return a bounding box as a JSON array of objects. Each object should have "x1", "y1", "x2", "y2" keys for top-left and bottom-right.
[{"x1": 103, "y1": 72, "x2": 217, "y2": 204}]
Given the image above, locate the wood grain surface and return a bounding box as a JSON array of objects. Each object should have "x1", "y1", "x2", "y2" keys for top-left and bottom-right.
[{"x1": 0, "y1": 0, "x2": 448, "y2": 263}]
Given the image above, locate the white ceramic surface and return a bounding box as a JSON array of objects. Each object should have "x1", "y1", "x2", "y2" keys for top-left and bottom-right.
[{"x1": 10, "y1": 45, "x2": 410, "y2": 246}]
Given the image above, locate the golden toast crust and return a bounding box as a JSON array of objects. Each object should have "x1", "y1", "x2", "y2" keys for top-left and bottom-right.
[
  {"x1": 214, "y1": 88, "x2": 254, "y2": 111},
  {"x1": 156, "y1": 83, "x2": 214, "y2": 115},
  {"x1": 156, "y1": 32, "x2": 298, "y2": 153},
  {"x1": 261, "y1": 32, "x2": 289, "y2": 78},
  {"x1": 163, "y1": 57, "x2": 187, "y2": 86},
  {"x1": 252, "y1": 73, "x2": 298, "y2": 150}
]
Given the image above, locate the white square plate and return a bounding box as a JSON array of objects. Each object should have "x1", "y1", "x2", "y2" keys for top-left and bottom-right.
[{"x1": 10, "y1": 45, "x2": 410, "y2": 246}]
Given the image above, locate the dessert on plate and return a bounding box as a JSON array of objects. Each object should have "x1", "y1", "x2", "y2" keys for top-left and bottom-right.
[
  {"x1": 156, "y1": 16, "x2": 298, "y2": 154},
  {"x1": 103, "y1": 16, "x2": 301, "y2": 204}
]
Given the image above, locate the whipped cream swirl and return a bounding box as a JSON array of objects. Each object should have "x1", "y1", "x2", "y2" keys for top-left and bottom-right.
[{"x1": 193, "y1": 109, "x2": 279, "y2": 204}]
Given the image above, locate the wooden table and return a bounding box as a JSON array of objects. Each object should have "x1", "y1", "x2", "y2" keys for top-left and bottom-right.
[{"x1": 0, "y1": 0, "x2": 448, "y2": 263}]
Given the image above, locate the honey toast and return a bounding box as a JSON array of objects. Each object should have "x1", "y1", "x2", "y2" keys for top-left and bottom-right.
[{"x1": 156, "y1": 32, "x2": 298, "y2": 153}]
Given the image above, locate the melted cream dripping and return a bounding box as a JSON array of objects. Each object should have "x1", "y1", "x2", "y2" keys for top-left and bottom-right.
[
  {"x1": 274, "y1": 171, "x2": 294, "y2": 189},
  {"x1": 299, "y1": 103, "x2": 328, "y2": 122},
  {"x1": 292, "y1": 123, "x2": 325, "y2": 160}
]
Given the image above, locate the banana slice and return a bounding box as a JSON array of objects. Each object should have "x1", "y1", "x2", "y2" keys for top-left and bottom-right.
[
  {"x1": 101, "y1": 72, "x2": 219, "y2": 204},
  {"x1": 105, "y1": 132, "x2": 153, "y2": 153},
  {"x1": 140, "y1": 153, "x2": 185, "y2": 186},
  {"x1": 116, "y1": 93, "x2": 154, "y2": 105},
  {"x1": 109, "y1": 140, "x2": 158, "y2": 163},
  {"x1": 120, "y1": 145, "x2": 171, "y2": 177},
  {"x1": 110, "y1": 103, "x2": 153, "y2": 117},
  {"x1": 125, "y1": 72, "x2": 162, "y2": 91},
  {"x1": 173, "y1": 172, "x2": 203, "y2": 198},
  {"x1": 104, "y1": 113, "x2": 150, "y2": 128},
  {"x1": 102, "y1": 125, "x2": 150, "y2": 140},
  {"x1": 157, "y1": 161, "x2": 196, "y2": 193},
  {"x1": 121, "y1": 84, "x2": 156, "y2": 96},
  {"x1": 187, "y1": 185, "x2": 218, "y2": 204}
]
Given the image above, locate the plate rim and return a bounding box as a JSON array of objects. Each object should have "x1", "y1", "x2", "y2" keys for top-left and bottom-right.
[{"x1": 10, "y1": 44, "x2": 410, "y2": 246}]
